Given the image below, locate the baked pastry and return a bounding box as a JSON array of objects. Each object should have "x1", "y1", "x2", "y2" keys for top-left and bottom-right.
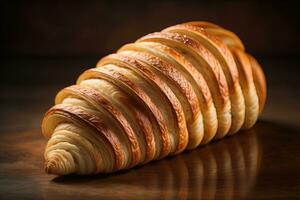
[{"x1": 42, "y1": 21, "x2": 266, "y2": 175}]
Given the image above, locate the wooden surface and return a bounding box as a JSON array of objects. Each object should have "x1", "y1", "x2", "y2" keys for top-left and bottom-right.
[{"x1": 1, "y1": 57, "x2": 300, "y2": 199}]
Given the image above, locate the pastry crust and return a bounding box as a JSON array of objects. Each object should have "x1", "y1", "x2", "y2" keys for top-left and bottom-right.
[
  {"x1": 247, "y1": 54, "x2": 267, "y2": 114},
  {"x1": 231, "y1": 49, "x2": 259, "y2": 129},
  {"x1": 97, "y1": 54, "x2": 189, "y2": 155},
  {"x1": 42, "y1": 21, "x2": 266, "y2": 175},
  {"x1": 116, "y1": 47, "x2": 204, "y2": 149},
  {"x1": 56, "y1": 85, "x2": 143, "y2": 167},
  {"x1": 138, "y1": 31, "x2": 232, "y2": 138},
  {"x1": 43, "y1": 104, "x2": 124, "y2": 171},
  {"x1": 184, "y1": 21, "x2": 245, "y2": 51},
  {"x1": 163, "y1": 24, "x2": 246, "y2": 135},
  {"x1": 78, "y1": 68, "x2": 172, "y2": 159},
  {"x1": 119, "y1": 42, "x2": 218, "y2": 144}
]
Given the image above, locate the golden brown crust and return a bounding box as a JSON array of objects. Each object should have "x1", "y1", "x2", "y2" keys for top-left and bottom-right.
[
  {"x1": 163, "y1": 24, "x2": 246, "y2": 135},
  {"x1": 130, "y1": 103, "x2": 156, "y2": 163},
  {"x1": 70, "y1": 85, "x2": 156, "y2": 163},
  {"x1": 118, "y1": 48, "x2": 200, "y2": 118},
  {"x1": 79, "y1": 78, "x2": 158, "y2": 163},
  {"x1": 117, "y1": 48, "x2": 204, "y2": 148},
  {"x1": 231, "y1": 49, "x2": 259, "y2": 129},
  {"x1": 185, "y1": 22, "x2": 245, "y2": 51},
  {"x1": 137, "y1": 31, "x2": 229, "y2": 108},
  {"x1": 164, "y1": 24, "x2": 240, "y2": 85},
  {"x1": 43, "y1": 104, "x2": 124, "y2": 170},
  {"x1": 78, "y1": 68, "x2": 172, "y2": 158},
  {"x1": 184, "y1": 21, "x2": 223, "y2": 29},
  {"x1": 55, "y1": 85, "x2": 143, "y2": 167},
  {"x1": 247, "y1": 54, "x2": 267, "y2": 114},
  {"x1": 97, "y1": 54, "x2": 189, "y2": 154},
  {"x1": 129, "y1": 42, "x2": 213, "y2": 104},
  {"x1": 119, "y1": 42, "x2": 218, "y2": 144},
  {"x1": 231, "y1": 49, "x2": 253, "y2": 85},
  {"x1": 115, "y1": 50, "x2": 202, "y2": 148},
  {"x1": 137, "y1": 31, "x2": 232, "y2": 137}
]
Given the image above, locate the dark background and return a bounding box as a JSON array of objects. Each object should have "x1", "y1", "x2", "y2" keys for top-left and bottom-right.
[
  {"x1": 2, "y1": 0, "x2": 300, "y2": 58},
  {"x1": 1, "y1": 0, "x2": 300, "y2": 136}
]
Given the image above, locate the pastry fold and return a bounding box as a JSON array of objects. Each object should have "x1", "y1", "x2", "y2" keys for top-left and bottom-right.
[{"x1": 42, "y1": 21, "x2": 266, "y2": 175}]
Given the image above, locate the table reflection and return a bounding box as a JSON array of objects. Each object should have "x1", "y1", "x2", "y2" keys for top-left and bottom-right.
[{"x1": 42, "y1": 130, "x2": 261, "y2": 200}]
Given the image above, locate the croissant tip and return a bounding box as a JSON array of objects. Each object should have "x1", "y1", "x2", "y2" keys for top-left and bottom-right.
[
  {"x1": 44, "y1": 157, "x2": 76, "y2": 175},
  {"x1": 44, "y1": 160, "x2": 59, "y2": 175},
  {"x1": 44, "y1": 161, "x2": 55, "y2": 174}
]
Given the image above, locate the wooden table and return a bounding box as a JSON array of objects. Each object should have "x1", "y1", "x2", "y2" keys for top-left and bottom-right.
[{"x1": 1, "y1": 58, "x2": 300, "y2": 199}]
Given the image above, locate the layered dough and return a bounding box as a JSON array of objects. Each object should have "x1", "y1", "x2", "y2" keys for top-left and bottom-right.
[{"x1": 42, "y1": 21, "x2": 266, "y2": 175}]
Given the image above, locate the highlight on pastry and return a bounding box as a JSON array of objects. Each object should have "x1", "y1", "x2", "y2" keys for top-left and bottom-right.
[{"x1": 41, "y1": 21, "x2": 267, "y2": 175}]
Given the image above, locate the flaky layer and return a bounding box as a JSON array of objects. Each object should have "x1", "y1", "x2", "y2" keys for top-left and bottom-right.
[{"x1": 42, "y1": 21, "x2": 266, "y2": 175}]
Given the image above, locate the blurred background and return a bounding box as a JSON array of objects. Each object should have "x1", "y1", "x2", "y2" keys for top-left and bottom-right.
[{"x1": 1, "y1": 0, "x2": 299, "y2": 133}]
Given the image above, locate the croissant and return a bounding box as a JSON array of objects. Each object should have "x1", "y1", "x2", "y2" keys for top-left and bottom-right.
[{"x1": 42, "y1": 21, "x2": 266, "y2": 175}]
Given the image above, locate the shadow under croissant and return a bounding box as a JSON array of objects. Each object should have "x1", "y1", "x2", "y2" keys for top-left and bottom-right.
[{"x1": 42, "y1": 127, "x2": 262, "y2": 200}]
